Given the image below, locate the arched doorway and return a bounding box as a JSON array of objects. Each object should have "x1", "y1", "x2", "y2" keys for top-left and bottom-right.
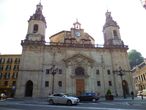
[
  {"x1": 122, "y1": 80, "x2": 129, "y2": 96},
  {"x1": 25, "y1": 80, "x2": 33, "y2": 97}
]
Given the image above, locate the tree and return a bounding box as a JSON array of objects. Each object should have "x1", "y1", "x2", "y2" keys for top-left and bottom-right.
[{"x1": 128, "y1": 49, "x2": 144, "y2": 69}]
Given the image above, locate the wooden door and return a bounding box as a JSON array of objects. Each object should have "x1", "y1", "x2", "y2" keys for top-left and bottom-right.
[{"x1": 76, "y1": 79, "x2": 84, "y2": 96}]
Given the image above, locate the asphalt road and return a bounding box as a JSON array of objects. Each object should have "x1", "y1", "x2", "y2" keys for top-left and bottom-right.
[{"x1": 0, "y1": 97, "x2": 146, "y2": 110}]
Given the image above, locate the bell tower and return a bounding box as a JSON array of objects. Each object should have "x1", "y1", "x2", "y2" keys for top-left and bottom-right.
[
  {"x1": 103, "y1": 11, "x2": 124, "y2": 46},
  {"x1": 25, "y1": 2, "x2": 46, "y2": 42}
]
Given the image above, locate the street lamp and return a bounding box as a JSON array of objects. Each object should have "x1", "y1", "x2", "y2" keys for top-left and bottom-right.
[
  {"x1": 113, "y1": 67, "x2": 130, "y2": 98},
  {"x1": 48, "y1": 65, "x2": 58, "y2": 94}
]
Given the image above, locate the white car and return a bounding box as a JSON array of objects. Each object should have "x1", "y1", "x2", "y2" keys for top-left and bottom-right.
[{"x1": 48, "y1": 93, "x2": 79, "y2": 105}]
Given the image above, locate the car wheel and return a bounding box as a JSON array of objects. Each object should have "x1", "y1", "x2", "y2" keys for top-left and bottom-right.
[
  {"x1": 49, "y1": 99, "x2": 54, "y2": 105},
  {"x1": 92, "y1": 98, "x2": 96, "y2": 102},
  {"x1": 66, "y1": 100, "x2": 72, "y2": 106}
]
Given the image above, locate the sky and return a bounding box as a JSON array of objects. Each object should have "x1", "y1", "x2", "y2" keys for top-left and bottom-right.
[{"x1": 0, "y1": 0, "x2": 146, "y2": 57}]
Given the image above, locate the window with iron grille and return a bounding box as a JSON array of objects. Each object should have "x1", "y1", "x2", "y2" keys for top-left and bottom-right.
[
  {"x1": 108, "y1": 81, "x2": 112, "y2": 86},
  {"x1": 96, "y1": 69, "x2": 100, "y2": 75},
  {"x1": 107, "y1": 69, "x2": 111, "y2": 75},
  {"x1": 97, "y1": 81, "x2": 101, "y2": 86},
  {"x1": 45, "y1": 81, "x2": 49, "y2": 87},
  {"x1": 58, "y1": 81, "x2": 62, "y2": 87}
]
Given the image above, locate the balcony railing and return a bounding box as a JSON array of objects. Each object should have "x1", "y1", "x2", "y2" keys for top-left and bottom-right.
[{"x1": 21, "y1": 40, "x2": 128, "y2": 49}]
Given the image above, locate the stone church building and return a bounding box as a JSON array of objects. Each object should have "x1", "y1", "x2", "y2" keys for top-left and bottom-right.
[{"x1": 15, "y1": 3, "x2": 133, "y2": 98}]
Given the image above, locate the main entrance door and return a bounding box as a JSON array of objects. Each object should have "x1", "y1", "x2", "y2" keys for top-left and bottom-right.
[{"x1": 76, "y1": 79, "x2": 85, "y2": 96}]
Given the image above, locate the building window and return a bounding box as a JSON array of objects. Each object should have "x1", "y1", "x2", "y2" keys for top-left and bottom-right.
[
  {"x1": 7, "y1": 58, "x2": 12, "y2": 63},
  {"x1": 59, "y1": 69, "x2": 62, "y2": 74},
  {"x1": 58, "y1": 81, "x2": 62, "y2": 87},
  {"x1": 107, "y1": 69, "x2": 111, "y2": 75},
  {"x1": 13, "y1": 65, "x2": 17, "y2": 70},
  {"x1": 0, "y1": 73, "x2": 2, "y2": 79},
  {"x1": 5, "y1": 72, "x2": 10, "y2": 79},
  {"x1": 14, "y1": 58, "x2": 20, "y2": 64},
  {"x1": 5, "y1": 65, "x2": 11, "y2": 71},
  {"x1": 96, "y1": 69, "x2": 100, "y2": 75},
  {"x1": 33, "y1": 24, "x2": 38, "y2": 33},
  {"x1": 12, "y1": 72, "x2": 18, "y2": 79},
  {"x1": 0, "y1": 65, "x2": 3, "y2": 71},
  {"x1": 46, "y1": 69, "x2": 50, "y2": 74},
  {"x1": 97, "y1": 81, "x2": 101, "y2": 86},
  {"x1": 75, "y1": 67, "x2": 84, "y2": 75},
  {"x1": 12, "y1": 81, "x2": 16, "y2": 86},
  {"x1": 109, "y1": 81, "x2": 112, "y2": 86},
  {"x1": 4, "y1": 81, "x2": 8, "y2": 86},
  {"x1": 0, "y1": 58, "x2": 2, "y2": 63},
  {"x1": 113, "y1": 30, "x2": 118, "y2": 37},
  {"x1": 45, "y1": 81, "x2": 49, "y2": 87},
  {"x1": 143, "y1": 74, "x2": 146, "y2": 80},
  {"x1": 1, "y1": 58, "x2": 5, "y2": 63}
]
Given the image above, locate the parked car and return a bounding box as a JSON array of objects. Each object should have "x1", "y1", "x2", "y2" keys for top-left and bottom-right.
[
  {"x1": 48, "y1": 93, "x2": 79, "y2": 105},
  {"x1": 78, "y1": 92, "x2": 99, "y2": 102}
]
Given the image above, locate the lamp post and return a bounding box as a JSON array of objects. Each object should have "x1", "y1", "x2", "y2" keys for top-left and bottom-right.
[
  {"x1": 49, "y1": 65, "x2": 58, "y2": 94},
  {"x1": 113, "y1": 67, "x2": 130, "y2": 98}
]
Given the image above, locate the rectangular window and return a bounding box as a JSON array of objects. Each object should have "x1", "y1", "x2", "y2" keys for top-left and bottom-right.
[
  {"x1": 0, "y1": 73, "x2": 2, "y2": 79},
  {"x1": 4, "y1": 81, "x2": 8, "y2": 86},
  {"x1": 5, "y1": 65, "x2": 11, "y2": 71},
  {"x1": 13, "y1": 65, "x2": 17, "y2": 70},
  {"x1": 0, "y1": 65, "x2": 3, "y2": 71},
  {"x1": 107, "y1": 69, "x2": 111, "y2": 75},
  {"x1": 109, "y1": 81, "x2": 112, "y2": 86},
  {"x1": 5, "y1": 73, "x2": 10, "y2": 79},
  {"x1": 45, "y1": 81, "x2": 49, "y2": 87},
  {"x1": 59, "y1": 69, "x2": 62, "y2": 74},
  {"x1": 2, "y1": 58, "x2": 5, "y2": 64},
  {"x1": 58, "y1": 81, "x2": 62, "y2": 87},
  {"x1": 12, "y1": 81, "x2": 16, "y2": 86},
  {"x1": 12, "y1": 72, "x2": 18, "y2": 79},
  {"x1": 96, "y1": 70, "x2": 100, "y2": 75},
  {"x1": 0, "y1": 58, "x2": 2, "y2": 63},
  {"x1": 97, "y1": 81, "x2": 101, "y2": 86},
  {"x1": 46, "y1": 69, "x2": 50, "y2": 74}
]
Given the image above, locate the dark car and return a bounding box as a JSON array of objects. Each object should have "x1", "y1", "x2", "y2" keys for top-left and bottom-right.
[{"x1": 78, "y1": 92, "x2": 99, "y2": 102}]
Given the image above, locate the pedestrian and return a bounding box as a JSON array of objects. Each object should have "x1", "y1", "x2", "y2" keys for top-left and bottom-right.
[
  {"x1": 141, "y1": 94, "x2": 143, "y2": 100},
  {"x1": 131, "y1": 91, "x2": 134, "y2": 100}
]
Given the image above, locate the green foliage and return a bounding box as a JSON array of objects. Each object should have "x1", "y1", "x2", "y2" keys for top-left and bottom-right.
[
  {"x1": 106, "y1": 89, "x2": 112, "y2": 95},
  {"x1": 128, "y1": 49, "x2": 144, "y2": 69}
]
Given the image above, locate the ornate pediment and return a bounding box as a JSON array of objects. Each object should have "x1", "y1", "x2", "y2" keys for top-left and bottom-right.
[{"x1": 63, "y1": 54, "x2": 94, "y2": 67}]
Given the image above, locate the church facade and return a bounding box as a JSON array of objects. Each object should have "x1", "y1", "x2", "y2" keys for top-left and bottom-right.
[{"x1": 15, "y1": 3, "x2": 133, "y2": 98}]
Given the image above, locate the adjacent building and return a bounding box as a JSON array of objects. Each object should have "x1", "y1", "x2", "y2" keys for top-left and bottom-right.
[
  {"x1": 15, "y1": 3, "x2": 133, "y2": 98},
  {"x1": 132, "y1": 60, "x2": 146, "y2": 93},
  {"x1": 0, "y1": 54, "x2": 21, "y2": 97}
]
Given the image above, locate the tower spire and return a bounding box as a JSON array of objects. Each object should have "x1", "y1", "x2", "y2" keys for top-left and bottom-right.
[
  {"x1": 28, "y1": 2, "x2": 46, "y2": 24},
  {"x1": 103, "y1": 11, "x2": 119, "y2": 30},
  {"x1": 103, "y1": 11, "x2": 124, "y2": 46},
  {"x1": 23, "y1": 2, "x2": 47, "y2": 43}
]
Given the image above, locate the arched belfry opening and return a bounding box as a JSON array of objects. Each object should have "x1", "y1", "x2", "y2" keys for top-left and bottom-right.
[
  {"x1": 33, "y1": 24, "x2": 38, "y2": 33},
  {"x1": 25, "y1": 80, "x2": 33, "y2": 97}
]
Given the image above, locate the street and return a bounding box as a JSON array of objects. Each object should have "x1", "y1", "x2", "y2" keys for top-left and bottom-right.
[{"x1": 0, "y1": 97, "x2": 146, "y2": 110}]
